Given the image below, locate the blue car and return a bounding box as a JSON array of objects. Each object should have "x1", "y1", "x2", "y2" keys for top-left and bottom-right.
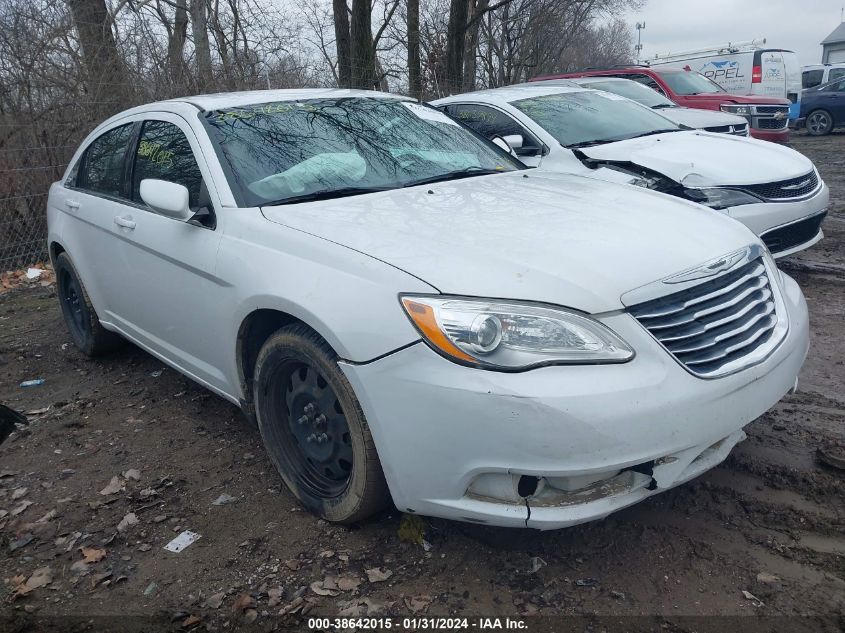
[{"x1": 801, "y1": 78, "x2": 845, "y2": 135}]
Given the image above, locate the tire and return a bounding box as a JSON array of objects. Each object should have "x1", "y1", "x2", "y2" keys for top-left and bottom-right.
[
  {"x1": 54, "y1": 252, "x2": 124, "y2": 357},
  {"x1": 806, "y1": 109, "x2": 833, "y2": 136},
  {"x1": 253, "y1": 323, "x2": 389, "y2": 523}
]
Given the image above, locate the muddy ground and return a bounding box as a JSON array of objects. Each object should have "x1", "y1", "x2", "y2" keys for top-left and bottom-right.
[{"x1": 0, "y1": 132, "x2": 843, "y2": 633}]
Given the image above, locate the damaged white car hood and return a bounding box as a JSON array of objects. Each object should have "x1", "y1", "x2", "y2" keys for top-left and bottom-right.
[
  {"x1": 576, "y1": 130, "x2": 814, "y2": 187},
  {"x1": 262, "y1": 171, "x2": 755, "y2": 314}
]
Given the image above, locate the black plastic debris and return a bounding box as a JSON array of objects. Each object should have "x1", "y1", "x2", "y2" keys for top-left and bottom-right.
[{"x1": 0, "y1": 403, "x2": 27, "y2": 445}]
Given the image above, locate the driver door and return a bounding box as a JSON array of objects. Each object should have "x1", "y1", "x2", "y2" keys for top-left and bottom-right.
[{"x1": 110, "y1": 113, "x2": 231, "y2": 395}]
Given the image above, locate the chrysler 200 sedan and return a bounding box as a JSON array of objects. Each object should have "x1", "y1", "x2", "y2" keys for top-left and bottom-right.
[
  {"x1": 47, "y1": 89, "x2": 809, "y2": 529},
  {"x1": 435, "y1": 85, "x2": 829, "y2": 258}
]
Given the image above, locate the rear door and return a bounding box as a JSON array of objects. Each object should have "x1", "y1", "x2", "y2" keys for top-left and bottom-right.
[
  {"x1": 825, "y1": 80, "x2": 845, "y2": 124},
  {"x1": 757, "y1": 51, "x2": 787, "y2": 100},
  {"x1": 111, "y1": 113, "x2": 231, "y2": 395},
  {"x1": 61, "y1": 122, "x2": 137, "y2": 320}
]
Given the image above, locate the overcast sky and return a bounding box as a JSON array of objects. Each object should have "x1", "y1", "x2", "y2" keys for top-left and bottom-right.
[{"x1": 621, "y1": 0, "x2": 844, "y2": 66}]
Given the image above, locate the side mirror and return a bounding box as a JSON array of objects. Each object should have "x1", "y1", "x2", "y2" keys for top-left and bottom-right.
[
  {"x1": 139, "y1": 179, "x2": 192, "y2": 220},
  {"x1": 502, "y1": 134, "x2": 524, "y2": 150},
  {"x1": 491, "y1": 136, "x2": 517, "y2": 157}
]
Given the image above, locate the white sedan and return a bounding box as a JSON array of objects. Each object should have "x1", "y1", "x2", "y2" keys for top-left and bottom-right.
[
  {"x1": 48, "y1": 89, "x2": 808, "y2": 529},
  {"x1": 434, "y1": 84, "x2": 828, "y2": 258},
  {"x1": 559, "y1": 76, "x2": 751, "y2": 136}
]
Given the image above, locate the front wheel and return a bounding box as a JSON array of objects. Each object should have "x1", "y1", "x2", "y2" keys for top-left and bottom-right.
[
  {"x1": 806, "y1": 109, "x2": 833, "y2": 136},
  {"x1": 253, "y1": 324, "x2": 389, "y2": 523}
]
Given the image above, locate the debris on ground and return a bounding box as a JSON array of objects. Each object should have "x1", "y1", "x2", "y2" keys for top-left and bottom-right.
[
  {"x1": 742, "y1": 590, "x2": 764, "y2": 607},
  {"x1": 816, "y1": 446, "x2": 845, "y2": 471},
  {"x1": 1, "y1": 262, "x2": 55, "y2": 293},
  {"x1": 366, "y1": 568, "x2": 392, "y2": 583},
  {"x1": 99, "y1": 476, "x2": 124, "y2": 496},
  {"x1": 164, "y1": 530, "x2": 201, "y2": 553},
  {"x1": 398, "y1": 513, "x2": 426, "y2": 545},
  {"x1": 211, "y1": 493, "x2": 237, "y2": 506},
  {"x1": 575, "y1": 578, "x2": 599, "y2": 587},
  {"x1": 8, "y1": 566, "x2": 52, "y2": 600}
]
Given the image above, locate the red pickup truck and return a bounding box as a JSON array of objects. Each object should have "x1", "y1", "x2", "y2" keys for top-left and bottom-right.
[{"x1": 532, "y1": 66, "x2": 791, "y2": 143}]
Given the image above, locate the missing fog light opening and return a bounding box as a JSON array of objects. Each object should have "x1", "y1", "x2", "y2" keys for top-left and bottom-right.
[{"x1": 517, "y1": 475, "x2": 540, "y2": 498}]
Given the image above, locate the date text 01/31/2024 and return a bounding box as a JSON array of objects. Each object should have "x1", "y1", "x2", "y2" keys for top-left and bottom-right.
[{"x1": 307, "y1": 617, "x2": 528, "y2": 630}]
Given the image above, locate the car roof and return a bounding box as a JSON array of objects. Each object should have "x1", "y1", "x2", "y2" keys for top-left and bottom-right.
[
  {"x1": 434, "y1": 84, "x2": 587, "y2": 106},
  {"x1": 569, "y1": 76, "x2": 633, "y2": 85},
  {"x1": 108, "y1": 88, "x2": 409, "y2": 118},
  {"x1": 94, "y1": 88, "x2": 413, "y2": 133}
]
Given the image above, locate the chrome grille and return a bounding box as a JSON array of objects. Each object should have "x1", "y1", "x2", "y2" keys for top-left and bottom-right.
[
  {"x1": 756, "y1": 118, "x2": 789, "y2": 130},
  {"x1": 754, "y1": 105, "x2": 789, "y2": 115},
  {"x1": 629, "y1": 258, "x2": 781, "y2": 377},
  {"x1": 741, "y1": 171, "x2": 819, "y2": 200}
]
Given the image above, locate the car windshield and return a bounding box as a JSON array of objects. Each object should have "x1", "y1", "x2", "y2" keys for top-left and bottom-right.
[
  {"x1": 581, "y1": 80, "x2": 676, "y2": 108},
  {"x1": 202, "y1": 97, "x2": 519, "y2": 206},
  {"x1": 656, "y1": 70, "x2": 726, "y2": 95},
  {"x1": 512, "y1": 91, "x2": 681, "y2": 148}
]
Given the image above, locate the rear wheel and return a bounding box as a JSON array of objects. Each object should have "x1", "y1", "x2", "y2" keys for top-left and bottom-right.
[
  {"x1": 54, "y1": 252, "x2": 124, "y2": 357},
  {"x1": 806, "y1": 109, "x2": 833, "y2": 136},
  {"x1": 253, "y1": 324, "x2": 389, "y2": 523}
]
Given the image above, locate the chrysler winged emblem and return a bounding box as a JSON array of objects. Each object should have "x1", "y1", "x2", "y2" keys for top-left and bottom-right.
[
  {"x1": 663, "y1": 248, "x2": 748, "y2": 284},
  {"x1": 781, "y1": 178, "x2": 812, "y2": 191}
]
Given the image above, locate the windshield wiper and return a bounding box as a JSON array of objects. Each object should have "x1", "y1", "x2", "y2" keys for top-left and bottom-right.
[
  {"x1": 652, "y1": 103, "x2": 678, "y2": 109},
  {"x1": 620, "y1": 129, "x2": 681, "y2": 140},
  {"x1": 402, "y1": 167, "x2": 504, "y2": 188},
  {"x1": 261, "y1": 186, "x2": 392, "y2": 206},
  {"x1": 567, "y1": 138, "x2": 619, "y2": 148}
]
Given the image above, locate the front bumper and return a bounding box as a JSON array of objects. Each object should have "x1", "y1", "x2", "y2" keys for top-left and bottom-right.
[
  {"x1": 340, "y1": 275, "x2": 809, "y2": 530},
  {"x1": 749, "y1": 127, "x2": 790, "y2": 143},
  {"x1": 725, "y1": 181, "x2": 829, "y2": 256}
]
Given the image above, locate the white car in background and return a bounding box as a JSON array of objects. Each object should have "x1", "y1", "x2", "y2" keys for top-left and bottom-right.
[
  {"x1": 48, "y1": 89, "x2": 808, "y2": 530},
  {"x1": 542, "y1": 76, "x2": 750, "y2": 136},
  {"x1": 435, "y1": 84, "x2": 828, "y2": 258},
  {"x1": 802, "y1": 63, "x2": 845, "y2": 89}
]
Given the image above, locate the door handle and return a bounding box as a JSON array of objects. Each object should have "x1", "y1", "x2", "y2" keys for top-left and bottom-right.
[
  {"x1": 114, "y1": 216, "x2": 136, "y2": 230},
  {"x1": 65, "y1": 200, "x2": 80, "y2": 210}
]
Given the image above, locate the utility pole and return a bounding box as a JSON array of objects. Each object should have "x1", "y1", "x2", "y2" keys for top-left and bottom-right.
[{"x1": 635, "y1": 22, "x2": 646, "y2": 63}]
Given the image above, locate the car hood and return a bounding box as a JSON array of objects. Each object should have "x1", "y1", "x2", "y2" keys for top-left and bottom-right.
[
  {"x1": 578, "y1": 131, "x2": 813, "y2": 187},
  {"x1": 657, "y1": 107, "x2": 747, "y2": 129},
  {"x1": 261, "y1": 171, "x2": 755, "y2": 313}
]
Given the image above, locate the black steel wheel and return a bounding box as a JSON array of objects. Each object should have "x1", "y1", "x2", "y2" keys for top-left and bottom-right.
[
  {"x1": 254, "y1": 323, "x2": 389, "y2": 523},
  {"x1": 54, "y1": 252, "x2": 124, "y2": 357}
]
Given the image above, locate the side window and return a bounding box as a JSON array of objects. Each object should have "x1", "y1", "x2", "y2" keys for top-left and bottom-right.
[
  {"x1": 132, "y1": 120, "x2": 204, "y2": 210},
  {"x1": 626, "y1": 74, "x2": 666, "y2": 95},
  {"x1": 802, "y1": 69, "x2": 824, "y2": 89},
  {"x1": 829, "y1": 68, "x2": 845, "y2": 83},
  {"x1": 445, "y1": 104, "x2": 542, "y2": 156},
  {"x1": 79, "y1": 124, "x2": 134, "y2": 197}
]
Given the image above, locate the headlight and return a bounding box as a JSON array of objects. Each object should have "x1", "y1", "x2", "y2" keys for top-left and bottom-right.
[
  {"x1": 684, "y1": 187, "x2": 761, "y2": 210},
  {"x1": 400, "y1": 295, "x2": 634, "y2": 370},
  {"x1": 720, "y1": 104, "x2": 751, "y2": 116}
]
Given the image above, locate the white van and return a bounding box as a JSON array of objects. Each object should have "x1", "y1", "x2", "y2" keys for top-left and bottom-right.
[
  {"x1": 802, "y1": 63, "x2": 845, "y2": 89},
  {"x1": 648, "y1": 42, "x2": 803, "y2": 121}
]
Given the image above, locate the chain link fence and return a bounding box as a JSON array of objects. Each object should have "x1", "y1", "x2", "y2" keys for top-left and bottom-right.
[{"x1": 1, "y1": 119, "x2": 90, "y2": 271}]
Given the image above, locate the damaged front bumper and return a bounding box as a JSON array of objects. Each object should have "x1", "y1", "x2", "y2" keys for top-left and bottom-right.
[{"x1": 339, "y1": 274, "x2": 808, "y2": 530}]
